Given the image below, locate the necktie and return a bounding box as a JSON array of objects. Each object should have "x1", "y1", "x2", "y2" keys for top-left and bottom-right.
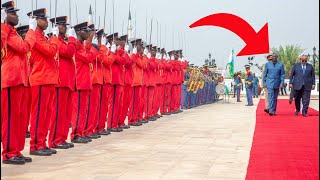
[{"x1": 302, "y1": 65, "x2": 306, "y2": 75}]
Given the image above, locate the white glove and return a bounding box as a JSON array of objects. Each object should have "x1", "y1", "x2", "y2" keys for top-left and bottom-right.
[
  {"x1": 181, "y1": 57, "x2": 185, "y2": 61},
  {"x1": 106, "y1": 42, "x2": 111, "y2": 48},
  {"x1": 124, "y1": 44, "x2": 129, "y2": 53},
  {"x1": 67, "y1": 28, "x2": 77, "y2": 39},
  {"x1": 170, "y1": 55, "x2": 174, "y2": 60},
  {"x1": 1, "y1": 9, "x2": 6, "y2": 23},
  {"x1": 28, "y1": 18, "x2": 37, "y2": 31},
  {"x1": 178, "y1": 57, "x2": 182, "y2": 61},
  {"x1": 111, "y1": 43, "x2": 116, "y2": 53},
  {"x1": 166, "y1": 55, "x2": 170, "y2": 60},
  {"x1": 147, "y1": 52, "x2": 151, "y2": 58},
  {"x1": 163, "y1": 54, "x2": 167, "y2": 60},
  {"x1": 143, "y1": 48, "x2": 148, "y2": 56},
  {"x1": 92, "y1": 37, "x2": 98, "y2": 44},
  {"x1": 101, "y1": 36, "x2": 107, "y2": 45},
  {"x1": 156, "y1": 52, "x2": 161, "y2": 59},
  {"x1": 132, "y1": 47, "x2": 137, "y2": 54},
  {"x1": 52, "y1": 26, "x2": 59, "y2": 37}
]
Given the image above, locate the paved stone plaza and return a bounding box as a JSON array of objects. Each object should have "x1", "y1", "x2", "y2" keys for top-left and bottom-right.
[{"x1": 1, "y1": 97, "x2": 319, "y2": 180}]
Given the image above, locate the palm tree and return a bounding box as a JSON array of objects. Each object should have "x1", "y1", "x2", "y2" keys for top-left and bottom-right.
[{"x1": 271, "y1": 45, "x2": 304, "y2": 78}]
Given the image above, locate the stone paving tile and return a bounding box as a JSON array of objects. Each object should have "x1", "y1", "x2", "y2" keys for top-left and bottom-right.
[{"x1": 1, "y1": 97, "x2": 260, "y2": 180}]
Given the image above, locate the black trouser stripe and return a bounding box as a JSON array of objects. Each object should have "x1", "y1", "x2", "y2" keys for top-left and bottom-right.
[
  {"x1": 6, "y1": 88, "x2": 11, "y2": 153},
  {"x1": 85, "y1": 94, "x2": 91, "y2": 131},
  {"x1": 146, "y1": 87, "x2": 149, "y2": 118},
  {"x1": 74, "y1": 91, "x2": 81, "y2": 137},
  {"x1": 111, "y1": 86, "x2": 116, "y2": 128},
  {"x1": 52, "y1": 88, "x2": 59, "y2": 146},
  {"x1": 34, "y1": 86, "x2": 42, "y2": 150},
  {"x1": 131, "y1": 87, "x2": 136, "y2": 121},
  {"x1": 163, "y1": 84, "x2": 166, "y2": 112},
  {"x1": 170, "y1": 85, "x2": 173, "y2": 111},
  {"x1": 96, "y1": 85, "x2": 103, "y2": 130}
]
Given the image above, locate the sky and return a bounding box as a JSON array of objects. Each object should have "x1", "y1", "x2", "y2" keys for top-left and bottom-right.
[{"x1": 10, "y1": 0, "x2": 319, "y2": 74}]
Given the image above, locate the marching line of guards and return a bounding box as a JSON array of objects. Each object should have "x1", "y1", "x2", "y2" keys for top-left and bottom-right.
[{"x1": 1, "y1": 2, "x2": 219, "y2": 165}]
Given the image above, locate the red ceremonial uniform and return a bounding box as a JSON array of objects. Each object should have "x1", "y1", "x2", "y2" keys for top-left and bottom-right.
[
  {"x1": 48, "y1": 36, "x2": 77, "y2": 148},
  {"x1": 119, "y1": 51, "x2": 134, "y2": 126},
  {"x1": 70, "y1": 40, "x2": 98, "y2": 140},
  {"x1": 139, "y1": 55, "x2": 149, "y2": 120},
  {"x1": 153, "y1": 59, "x2": 162, "y2": 116},
  {"x1": 29, "y1": 28, "x2": 59, "y2": 151},
  {"x1": 146, "y1": 56, "x2": 157, "y2": 119},
  {"x1": 129, "y1": 53, "x2": 145, "y2": 124},
  {"x1": 1, "y1": 26, "x2": 36, "y2": 159},
  {"x1": 96, "y1": 45, "x2": 114, "y2": 133},
  {"x1": 159, "y1": 59, "x2": 167, "y2": 114},
  {"x1": 164, "y1": 60, "x2": 174, "y2": 113},
  {"x1": 107, "y1": 48, "x2": 126, "y2": 129},
  {"x1": 85, "y1": 46, "x2": 103, "y2": 136}
]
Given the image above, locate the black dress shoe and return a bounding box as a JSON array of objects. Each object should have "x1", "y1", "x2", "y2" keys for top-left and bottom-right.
[
  {"x1": 71, "y1": 136, "x2": 89, "y2": 143},
  {"x1": 117, "y1": 127, "x2": 123, "y2": 131},
  {"x1": 177, "y1": 110, "x2": 183, "y2": 113},
  {"x1": 140, "y1": 120, "x2": 149, "y2": 123},
  {"x1": 302, "y1": 113, "x2": 308, "y2": 117},
  {"x1": 2, "y1": 156, "x2": 25, "y2": 165},
  {"x1": 30, "y1": 148, "x2": 52, "y2": 156},
  {"x1": 109, "y1": 128, "x2": 121, "y2": 132},
  {"x1": 26, "y1": 131, "x2": 30, "y2": 138},
  {"x1": 82, "y1": 136, "x2": 92, "y2": 142},
  {"x1": 148, "y1": 117, "x2": 157, "y2": 121},
  {"x1": 53, "y1": 143, "x2": 70, "y2": 149},
  {"x1": 86, "y1": 134, "x2": 100, "y2": 139},
  {"x1": 129, "y1": 122, "x2": 141, "y2": 126},
  {"x1": 289, "y1": 99, "x2": 292, "y2": 104},
  {"x1": 269, "y1": 112, "x2": 276, "y2": 116},
  {"x1": 264, "y1": 109, "x2": 269, "y2": 113},
  {"x1": 44, "y1": 147, "x2": 57, "y2": 154},
  {"x1": 294, "y1": 111, "x2": 299, "y2": 116},
  {"x1": 65, "y1": 142, "x2": 74, "y2": 148},
  {"x1": 120, "y1": 125, "x2": 130, "y2": 129},
  {"x1": 19, "y1": 155, "x2": 32, "y2": 162},
  {"x1": 98, "y1": 129, "x2": 110, "y2": 135}
]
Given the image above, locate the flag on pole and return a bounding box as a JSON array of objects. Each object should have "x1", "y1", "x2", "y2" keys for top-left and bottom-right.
[{"x1": 227, "y1": 49, "x2": 235, "y2": 78}]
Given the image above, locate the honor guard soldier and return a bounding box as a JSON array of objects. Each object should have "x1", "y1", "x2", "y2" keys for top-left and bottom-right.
[
  {"x1": 26, "y1": 8, "x2": 60, "y2": 156},
  {"x1": 16, "y1": 25, "x2": 32, "y2": 139},
  {"x1": 244, "y1": 65, "x2": 254, "y2": 106},
  {"x1": 107, "y1": 32, "x2": 127, "y2": 132},
  {"x1": 1, "y1": 1, "x2": 36, "y2": 164},
  {"x1": 252, "y1": 73, "x2": 259, "y2": 98},
  {"x1": 234, "y1": 72, "x2": 242, "y2": 102},
  {"x1": 129, "y1": 38, "x2": 144, "y2": 126},
  {"x1": 84, "y1": 24, "x2": 104, "y2": 140},
  {"x1": 70, "y1": 22, "x2": 98, "y2": 143},
  {"x1": 119, "y1": 34, "x2": 132, "y2": 129},
  {"x1": 47, "y1": 16, "x2": 77, "y2": 150},
  {"x1": 96, "y1": 30, "x2": 113, "y2": 135},
  {"x1": 159, "y1": 48, "x2": 168, "y2": 115}
]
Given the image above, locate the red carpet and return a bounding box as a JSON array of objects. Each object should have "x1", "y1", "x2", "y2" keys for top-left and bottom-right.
[{"x1": 246, "y1": 99, "x2": 319, "y2": 180}]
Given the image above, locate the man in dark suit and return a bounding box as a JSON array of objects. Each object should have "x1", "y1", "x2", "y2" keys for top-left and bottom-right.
[{"x1": 289, "y1": 55, "x2": 316, "y2": 117}]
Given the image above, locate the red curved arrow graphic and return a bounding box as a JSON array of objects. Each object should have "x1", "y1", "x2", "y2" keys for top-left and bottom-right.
[{"x1": 189, "y1": 13, "x2": 269, "y2": 56}]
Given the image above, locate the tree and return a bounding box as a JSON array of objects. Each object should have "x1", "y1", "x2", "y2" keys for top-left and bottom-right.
[{"x1": 271, "y1": 45, "x2": 304, "y2": 78}]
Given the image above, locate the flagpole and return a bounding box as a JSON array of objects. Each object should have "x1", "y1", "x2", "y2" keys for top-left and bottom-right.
[
  {"x1": 103, "y1": 0, "x2": 106, "y2": 30},
  {"x1": 112, "y1": 0, "x2": 115, "y2": 40}
]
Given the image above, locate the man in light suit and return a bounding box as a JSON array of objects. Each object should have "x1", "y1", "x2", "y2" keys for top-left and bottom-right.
[
  {"x1": 289, "y1": 55, "x2": 316, "y2": 117},
  {"x1": 263, "y1": 53, "x2": 285, "y2": 116}
]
